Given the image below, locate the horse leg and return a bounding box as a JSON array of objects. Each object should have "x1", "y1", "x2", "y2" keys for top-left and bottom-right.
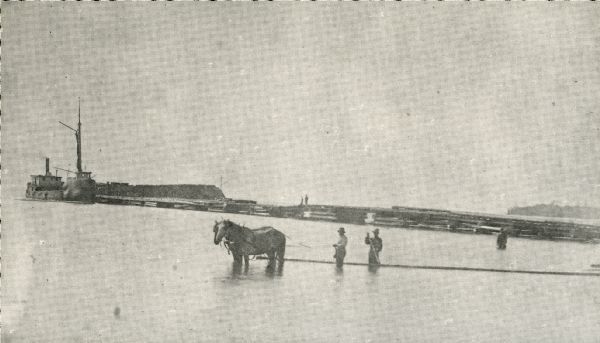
[
  {"x1": 274, "y1": 235, "x2": 286, "y2": 271},
  {"x1": 266, "y1": 251, "x2": 275, "y2": 271},
  {"x1": 232, "y1": 253, "x2": 242, "y2": 265},
  {"x1": 243, "y1": 255, "x2": 249, "y2": 267},
  {"x1": 232, "y1": 261, "x2": 242, "y2": 275},
  {"x1": 276, "y1": 242, "x2": 286, "y2": 268}
]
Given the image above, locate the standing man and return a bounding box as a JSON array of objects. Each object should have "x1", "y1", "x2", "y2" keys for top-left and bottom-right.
[
  {"x1": 497, "y1": 228, "x2": 508, "y2": 250},
  {"x1": 365, "y1": 228, "x2": 383, "y2": 264},
  {"x1": 305, "y1": 194, "x2": 309, "y2": 206},
  {"x1": 333, "y1": 227, "x2": 348, "y2": 269}
]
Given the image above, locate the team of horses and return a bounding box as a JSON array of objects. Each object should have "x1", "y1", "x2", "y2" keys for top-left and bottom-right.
[{"x1": 213, "y1": 219, "x2": 286, "y2": 271}]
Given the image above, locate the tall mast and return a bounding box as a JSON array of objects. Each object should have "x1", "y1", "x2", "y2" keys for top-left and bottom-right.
[
  {"x1": 58, "y1": 97, "x2": 83, "y2": 173},
  {"x1": 76, "y1": 98, "x2": 82, "y2": 172}
]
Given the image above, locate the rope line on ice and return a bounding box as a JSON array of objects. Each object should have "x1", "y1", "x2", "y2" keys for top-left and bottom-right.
[{"x1": 255, "y1": 256, "x2": 600, "y2": 277}]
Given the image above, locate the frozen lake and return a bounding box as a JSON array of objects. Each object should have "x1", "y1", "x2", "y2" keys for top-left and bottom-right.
[{"x1": 3, "y1": 200, "x2": 600, "y2": 342}]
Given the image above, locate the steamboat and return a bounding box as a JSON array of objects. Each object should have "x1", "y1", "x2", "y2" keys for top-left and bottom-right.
[{"x1": 26, "y1": 99, "x2": 96, "y2": 203}]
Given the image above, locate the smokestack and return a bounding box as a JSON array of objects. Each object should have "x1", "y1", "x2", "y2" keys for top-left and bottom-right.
[{"x1": 45, "y1": 157, "x2": 50, "y2": 176}]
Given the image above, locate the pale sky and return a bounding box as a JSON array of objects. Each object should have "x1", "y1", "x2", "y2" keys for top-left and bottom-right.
[{"x1": 3, "y1": 3, "x2": 600, "y2": 213}]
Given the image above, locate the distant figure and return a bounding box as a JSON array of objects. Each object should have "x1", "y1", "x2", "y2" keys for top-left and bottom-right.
[
  {"x1": 305, "y1": 194, "x2": 309, "y2": 206},
  {"x1": 365, "y1": 228, "x2": 383, "y2": 264},
  {"x1": 299, "y1": 196, "x2": 304, "y2": 207},
  {"x1": 497, "y1": 228, "x2": 508, "y2": 250},
  {"x1": 333, "y1": 227, "x2": 348, "y2": 269}
]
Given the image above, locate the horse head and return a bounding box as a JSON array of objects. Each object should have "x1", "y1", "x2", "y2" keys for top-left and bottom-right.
[
  {"x1": 213, "y1": 219, "x2": 244, "y2": 245},
  {"x1": 213, "y1": 220, "x2": 228, "y2": 245}
]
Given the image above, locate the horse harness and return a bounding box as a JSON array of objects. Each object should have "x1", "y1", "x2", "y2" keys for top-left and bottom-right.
[
  {"x1": 223, "y1": 227, "x2": 262, "y2": 258},
  {"x1": 218, "y1": 222, "x2": 279, "y2": 259}
]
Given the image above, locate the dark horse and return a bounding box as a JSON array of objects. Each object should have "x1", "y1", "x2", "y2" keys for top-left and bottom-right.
[
  {"x1": 214, "y1": 222, "x2": 250, "y2": 267},
  {"x1": 213, "y1": 220, "x2": 286, "y2": 271}
]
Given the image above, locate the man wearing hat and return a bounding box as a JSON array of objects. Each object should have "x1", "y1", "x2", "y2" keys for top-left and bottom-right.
[
  {"x1": 333, "y1": 227, "x2": 348, "y2": 268},
  {"x1": 365, "y1": 228, "x2": 383, "y2": 265}
]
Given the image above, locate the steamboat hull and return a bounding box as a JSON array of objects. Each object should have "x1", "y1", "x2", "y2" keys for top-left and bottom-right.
[{"x1": 63, "y1": 177, "x2": 96, "y2": 203}]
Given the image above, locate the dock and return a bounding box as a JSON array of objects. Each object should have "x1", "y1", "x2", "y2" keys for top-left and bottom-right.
[{"x1": 94, "y1": 194, "x2": 600, "y2": 244}]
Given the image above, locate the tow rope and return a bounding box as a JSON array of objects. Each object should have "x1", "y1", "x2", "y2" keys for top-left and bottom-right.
[{"x1": 255, "y1": 257, "x2": 600, "y2": 277}]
